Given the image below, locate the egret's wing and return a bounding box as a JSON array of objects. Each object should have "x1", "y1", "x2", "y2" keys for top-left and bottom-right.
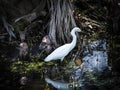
[
  {"x1": 44, "y1": 44, "x2": 70, "y2": 61},
  {"x1": 50, "y1": 44, "x2": 70, "y2": 55},
  {"x1": 54, "y1": 44, "x2": 70, "y2": 52}
]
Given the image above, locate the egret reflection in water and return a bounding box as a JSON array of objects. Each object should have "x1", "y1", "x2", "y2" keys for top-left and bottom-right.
[{"x1": 45, "y1": 77, "x2": 69, "y2": 90}]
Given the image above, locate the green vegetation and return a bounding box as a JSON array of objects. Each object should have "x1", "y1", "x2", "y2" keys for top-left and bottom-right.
[{"x1": 10, "y1": 61, "x2": 45, "y2": 74}]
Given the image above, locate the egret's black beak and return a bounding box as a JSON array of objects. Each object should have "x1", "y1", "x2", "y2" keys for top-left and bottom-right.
[{"x1": 80, "y1": 31, "x2": 89, "y2": 35}]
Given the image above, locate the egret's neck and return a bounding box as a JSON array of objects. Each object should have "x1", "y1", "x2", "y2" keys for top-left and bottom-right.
[{"x1": 70, "y1": 31, "x2": 77, "y2": 49}]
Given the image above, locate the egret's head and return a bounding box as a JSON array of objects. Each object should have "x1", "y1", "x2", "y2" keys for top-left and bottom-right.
[
  {"x1": 74, "y1": 27, "x2": 81, "y2": 32},
  {"x1": 71, "y1": 27, "x2": 81, "y2": 34}
]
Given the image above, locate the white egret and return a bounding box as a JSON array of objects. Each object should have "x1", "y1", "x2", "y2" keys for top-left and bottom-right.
[{"x1": 44, "y1": 27, "x2": 82, "y2": 62}]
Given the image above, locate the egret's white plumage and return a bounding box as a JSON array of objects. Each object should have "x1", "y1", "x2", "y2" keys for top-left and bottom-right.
[{"x1": 44, "y1": 27, "x2": 81, "y2": 62}]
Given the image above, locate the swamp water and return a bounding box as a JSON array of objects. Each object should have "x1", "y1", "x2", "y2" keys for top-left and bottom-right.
[{"x1": 19, "y1": 39, "x2": 120, "y2": 90}]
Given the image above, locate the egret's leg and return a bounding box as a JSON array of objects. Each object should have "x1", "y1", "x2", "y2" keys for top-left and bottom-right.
[
  {"x1": 61, "y1": 57, "x2": 64, "y2": 62},
  {"x1": 58, "y1": 57, "x2": 64, "y2": 66},
  {"x1": 58, "y1": 60, "x2": 61, "y2": 66},
  {"x1": 57, "y1": 58, "x2": 64, "y2": 72}
]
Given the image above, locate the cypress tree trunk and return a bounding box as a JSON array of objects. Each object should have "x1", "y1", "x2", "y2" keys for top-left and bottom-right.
[{"x1": 48, "y1": 0, "x2": 76, "y2": 46}]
